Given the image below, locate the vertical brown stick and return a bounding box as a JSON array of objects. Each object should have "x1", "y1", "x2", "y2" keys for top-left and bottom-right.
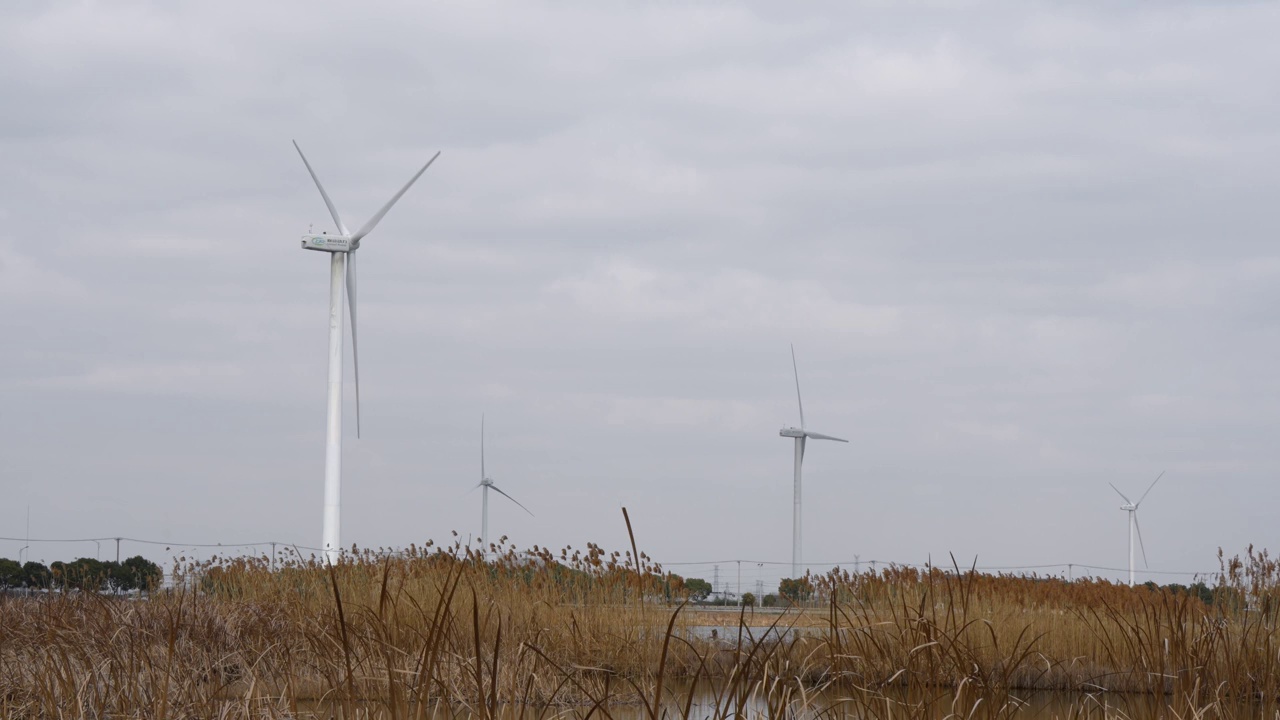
[
  {"x1": 623, "y1": 507, "x2": 641, "y2": 606},
  {"x1": 471, "y1": 586, "x2": 487, "y2": 720},
  {"x1": 328, "y1": 562, "x2": 356, "y2": 707}
]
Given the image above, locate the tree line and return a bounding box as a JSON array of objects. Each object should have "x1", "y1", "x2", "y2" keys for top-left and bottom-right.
[
  {"x1": 681, "y1": 576, "x2": 815, "y2": 606},
  {"x1": 0, "y1": 556, "x2": 163, "y2": 592}
]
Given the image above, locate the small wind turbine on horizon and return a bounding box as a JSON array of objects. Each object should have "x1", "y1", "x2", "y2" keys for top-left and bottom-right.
[
  {"x1": 293, "y1": 140, "x2": 440, "y2": 564},
  {"x1": 1110, "y1": 471, "x2": 1163, "y2": 587},
  {"x1": 779, "y1": 345, "x2": 847, "y2": 580},
  {"x1": 475, "y1": 415, "x2": 533, "y2": 558}
]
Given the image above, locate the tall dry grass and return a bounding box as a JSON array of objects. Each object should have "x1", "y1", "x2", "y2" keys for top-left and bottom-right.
[{"x1": 2, "y1": 530, "x2": 1279, "y2": 719}]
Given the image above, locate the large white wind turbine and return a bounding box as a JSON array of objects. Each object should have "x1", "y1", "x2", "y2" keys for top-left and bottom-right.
[
  {"x1": 1109, "y1": 471, "x2": 1163, "y2": 587},
  {"x1": 475, "y1": 415, "x2": 533, "y2": 558},
  {"x1": 779, "y1": 345, "x2": 847, "y2": 579},
  {"x1": 294, "y1": 140, "x2": 440, "y2": 564}
]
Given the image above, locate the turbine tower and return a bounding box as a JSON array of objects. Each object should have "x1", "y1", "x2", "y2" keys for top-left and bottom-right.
[
  {"x1": 294, "y1": 140, "x2": 440, "y2": 564},
  {"x1": 1109, "y1": 471, "x2": 1163, "y2": 587},
  {"x1": 476, "y1": 415, "x2": 533, "y2": 559},
  {"x1": 779, "y1": 345, "x2": 847, "y2": 579}
]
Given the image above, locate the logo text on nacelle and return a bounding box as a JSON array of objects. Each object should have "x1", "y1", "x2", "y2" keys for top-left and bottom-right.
[{"x1": 300, "y1": 234, "x2": 355, "y2": 253}]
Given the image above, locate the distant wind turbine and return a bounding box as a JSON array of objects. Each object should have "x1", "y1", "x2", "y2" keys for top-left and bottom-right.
[
  {"x1": 1109, "y1": 471, "x2": 1163, "y2": 587},
  {"x1": 476, "y1": 415, "x2": 533, "y2": 558},
  {"x1": 294, "y1": 140, "x2": 440, "y2": 564},
  {"x1": 779, "y1": 345, "x2": 847, "y2": 579}
]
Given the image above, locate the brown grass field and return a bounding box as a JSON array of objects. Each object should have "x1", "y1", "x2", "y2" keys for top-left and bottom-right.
[{"x1": 3, "y1": 522, "x2": 1280, "y2": 719}]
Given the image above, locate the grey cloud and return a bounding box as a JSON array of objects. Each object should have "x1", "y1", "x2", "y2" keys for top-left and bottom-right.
[{"x1": 2, "y1": 2, "x2": 1279, "y2": 587}]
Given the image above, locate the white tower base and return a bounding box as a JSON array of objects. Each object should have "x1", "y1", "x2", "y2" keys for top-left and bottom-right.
[
  {"x1": 1128, "y1": 510, "x2": 1135, "y2": 587},
  {"x1": 322, "y1": 252, "x2": 346, "y2": 565},
  {"x1": 792, "y1": 436, "x2": 805, "y2": 579},
  {"x1": 481, "y1": 486, "x2": 490, "y2": 559}
]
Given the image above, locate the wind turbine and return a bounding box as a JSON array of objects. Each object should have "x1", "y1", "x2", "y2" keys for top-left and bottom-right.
[
  {"x1": 475, "y1": 415, "x2": 533, "y2": 559},
  {"x1": 779, "y1": 345, "x2": 847, "y2": 579},
  {"x1": 293, "y1": 140, "x2": 440, "y2": 564},
  {"x1": 1109, "y1": 471, "x2": 1163, "y2": 587}
]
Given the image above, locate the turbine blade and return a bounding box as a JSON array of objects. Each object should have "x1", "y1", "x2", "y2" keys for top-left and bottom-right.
[
  {"x1": 293, "y1": 140, "x2": 349, "y2": 235},
  {"x1": 791, "y1": 344, "x2": 805, "y2": 429},
  {"x1": 351, "y1": 151, "x2": 441, "y2": 241},
  {"x1": 346, "y1": 250, "x2": 360, "y2": 438},
  {"x1": 804, "y1": 430, "x2": 849, "y2": 443},
  {"x1": 490, "y1": 484, "x2": 534, "y2": 517},
  {"x1": 799, "y1": 435, "x2": 806, "y2": 464},
  {"x1": 481, "y1": 414, "x2": 486, "y2": 482},
  {"x1": 1134, "y1": 512, "x2": 1149, "y2": 568},
  {"x1": 1108, "y1": 482, "x2": 1132, "y2": 505},
  {"x1": 1135, "y1": 470, "x2": 1164, "y2": 508}
]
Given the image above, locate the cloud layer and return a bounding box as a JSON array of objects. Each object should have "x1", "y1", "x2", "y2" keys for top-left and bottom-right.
[{"x1": 2, "y1": 2, "x2": 1278, "y2": 587}]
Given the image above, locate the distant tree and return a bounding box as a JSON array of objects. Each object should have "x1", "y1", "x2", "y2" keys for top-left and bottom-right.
[
  {"x1": 117, "y1": 556, "x2": 163, "y2": 591},
  {"x1": 21, "y1": 561, "x2": 50, "y2": 589},
  {"x1": 762, "y1": 593, "x2": 779, "y2": 607},
  {"x1": 1167, "y1": 581, "x2": 1215, "y2": 605},
  {"x1": 1190, "y1": 581, "x2": 1214, "y2": 605},
  {"x1": 661, "y1": 572, "x2": 685, "y2": 603},
  {"x1": 64, "y1": 558, "x2": 105, "y2": 591},
  {"x1": 778, "y1": 577, "x2": 814, "y2": 603},
  {"x1": 45, "y1": 556, "x2": 164, "y2": 593},
  {"x1": 741, "y1": 592, "x2": 756, "y2": 608},
  {"x1": 685, "y1": 578, "x2": 713, "y2": 602},
  {"x1": 0, "y1": 558, "x2": 22, "y2": 588}
]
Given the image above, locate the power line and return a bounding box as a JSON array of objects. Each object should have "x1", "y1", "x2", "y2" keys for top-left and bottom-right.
[{"x1": 0, "y1": 536, "x2": 328, "y2": 553}]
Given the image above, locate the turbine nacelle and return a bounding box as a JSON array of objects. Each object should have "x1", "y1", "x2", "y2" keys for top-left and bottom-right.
[
  {"x1": 780, "y1": 426, "x2": 848, "y2": 442},
  {"x1": 301, "y1": 233, "x2": 359, "y2": 253}
]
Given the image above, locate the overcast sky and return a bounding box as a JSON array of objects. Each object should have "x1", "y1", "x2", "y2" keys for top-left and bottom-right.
[{"x1": 2, "y1": 1, "x2": 1279, "y2": 587}]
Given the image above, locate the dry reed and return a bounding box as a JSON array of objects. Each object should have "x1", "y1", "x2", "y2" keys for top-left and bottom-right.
[{"x1": 2, "y1": 531, "x2": 1278, "y2": 720}]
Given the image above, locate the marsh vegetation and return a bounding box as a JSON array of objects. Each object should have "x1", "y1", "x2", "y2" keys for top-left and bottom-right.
[{"x1": 3, "y1": 530, "x2": 1280, "y2": 719}]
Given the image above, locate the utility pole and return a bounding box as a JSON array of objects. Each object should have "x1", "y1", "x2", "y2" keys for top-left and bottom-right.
[
  {"x1": 115, "y1": 537, "x2": 122, "y2": 563},
  {"x1": 855, "y1": 554, "x2": 861, "y2": 575},
  {"x1": 20, "y1": 506, "x2": 29, "y2": 565},
  {"x1": 271, "y1": 542, "x2": 277, "y2": 572},
  {"x1": 1068, "y1": 563, "x2": 1073, "y2": 582},
  {"x1": 713, "y1": 564, "x2": 721, "y2": 602},
  {"x1": 737, "y1": 560, "x2": 742, "y2": 606}
]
